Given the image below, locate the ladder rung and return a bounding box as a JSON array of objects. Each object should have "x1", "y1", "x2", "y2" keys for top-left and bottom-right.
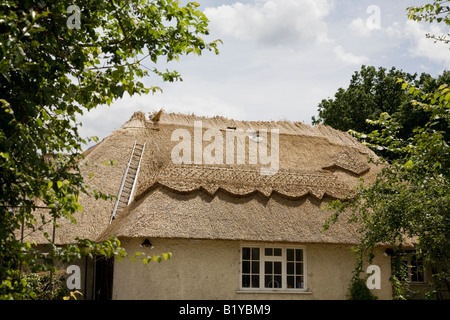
[
  {"x1": 120, "y1": 189, "x2": 130, "y2": 196},
  {"x1": 124, "y1": 182, "x2": 134, "y2": 188}
]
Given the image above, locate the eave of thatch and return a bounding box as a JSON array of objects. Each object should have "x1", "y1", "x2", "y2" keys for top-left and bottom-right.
[{"x1": 97, "y1": 187, "x2": 361, "y2": 244}]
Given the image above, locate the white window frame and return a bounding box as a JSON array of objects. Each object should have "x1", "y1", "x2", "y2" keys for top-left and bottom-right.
[
  {"x1": 239, "y1": 244, "x2": 308, "y2": 292},
  {"x1": 403, "y1": 255, "x2": 426, "y2": 284}
]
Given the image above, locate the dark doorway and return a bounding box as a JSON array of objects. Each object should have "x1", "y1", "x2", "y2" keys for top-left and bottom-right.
[{"x1": 94, "y1": 256, "x2": 114, "y2": 300}]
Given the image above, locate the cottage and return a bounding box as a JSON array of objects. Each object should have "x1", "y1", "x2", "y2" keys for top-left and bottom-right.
[{"x1": 29, "y1": 111, "x2": 395, "y2": 300}]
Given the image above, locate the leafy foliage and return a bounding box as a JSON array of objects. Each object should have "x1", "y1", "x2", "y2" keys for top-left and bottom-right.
[
  {"x1": 23, "y1": 272, "x2": 70, "y2": 300},
  {"x1": 312, "y1": 66, "x2": 420, "y2": 134},
  {"x1": 346, "y1": 277, "x2": 378, "y2": 300},
  {"x1": 407, "y1": 0, "x2": 450, "y2": 45},
  {"x1": 324, "y1": 81, "x2": 450, "y2": 299},
  {"x1": 0, "y1": 0, "x2": 218, "y2": 299},
  {"x1": 313, "y1": 65, "x2": 449, "y2": 161}
]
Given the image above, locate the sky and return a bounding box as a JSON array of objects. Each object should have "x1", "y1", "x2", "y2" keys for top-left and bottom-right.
[{"x1": 78, "y1": 0, "x2": 450, "y2": 149}]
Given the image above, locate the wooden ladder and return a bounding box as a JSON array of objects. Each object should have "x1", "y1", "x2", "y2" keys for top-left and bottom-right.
[{"x1": 109, "y1": 141, "x2": 146, "y2": 224}]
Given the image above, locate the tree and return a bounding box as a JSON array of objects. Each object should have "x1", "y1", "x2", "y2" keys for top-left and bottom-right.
[
  {"x1": 325, "y1": 81, "x2": 449, "y2": 299},
  {"x1": 321, "y1": 1, "x2": 450, "y2": 300},
  {"x1": 313, "y1": 66, "x2": 449, "y2": 161},
  {"x1": 312, "y1": 66, "x2": 421, "y2": 134},
  {"x1": 407, "y1": 0, "x2": 450, "y2": 45},
  {"x1": 0, "y1": 0, "x2": 220, "y2": 299}
]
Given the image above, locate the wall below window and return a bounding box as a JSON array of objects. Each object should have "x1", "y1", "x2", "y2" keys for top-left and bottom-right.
[{"x1": 112, "y1": 238, "x2": 392, "y2": 300}]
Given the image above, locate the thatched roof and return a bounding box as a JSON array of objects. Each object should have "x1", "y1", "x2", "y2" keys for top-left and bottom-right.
[{"x1": 25, "y1": 111, "x2": 381, "y2": 245}]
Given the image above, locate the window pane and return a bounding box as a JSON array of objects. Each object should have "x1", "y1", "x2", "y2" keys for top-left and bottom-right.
[
  {"x1": 287, "y1": 249, "x2": 294, "y2": 261},
  {"x1": 265, "y1": 261, "x2": 272, "y2": 274},
  {"x1": 242, "y1": 275, "x2": 250, "y2": 288},
  {"x1": 251, "y1": 275, "x2": 259, "y2": 288},
  {"x1": 265, "y1": 248, "x2": 273, "y2": 256},
  {"x1": 274, "y1": 276, "x2": 282, "y2": 288},
  {"x1": 296, "y1": 262, "x2": 303, "y2": 275},
  {"x1": 296, "y1": 276, "x2": 303, "y2": 288},
  {"x1": 296, "y1": 249, "x2": 303, "y2": 261},
  {"x1": 252, "y1": 247, "x2": 260, "y2": 260},
  {"x1": 252, "y1": 261, "x2": 259, "y2": 273},
  {"x1": 274, "y1": 248, "x2": 282, "y2": 256},
  {"x1": 242, "y1": 261, "x2": 250, "y2": 273},
  {"x1": 265, "y1": 275, "x2": 272, "y2": 288},
  {"x1": 274, "y1": 261, "x2": 282, "y2": 274},
  {"x1": 287, "y1": 276, "x2": 294, "y2": 288},
  {"x1": 417, "y1": 272, "x2": 424, "y2": 282},
  {"x1": 242, "y1": 247, "x2": 250, "y2": 260},
  {"x1": 287, "y1": 262, "x2": 294, "y2": 274}
]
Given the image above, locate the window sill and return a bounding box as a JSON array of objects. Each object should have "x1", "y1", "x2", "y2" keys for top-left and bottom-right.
[{"x1": 237, "y1": 290, "x2": 312, "y2": 294}]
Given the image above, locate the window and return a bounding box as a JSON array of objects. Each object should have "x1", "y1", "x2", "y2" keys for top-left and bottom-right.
[
  {"x1": 240, "y1": 245, "x2": 306, "y2": 291},
  {"x1": 401, "y1": 254, "x2": 425, "y2": 283},
  {"x1": 241, "y1": 247, "x2": 260, "y2": 288},
  {"x1": 286, "y1": 249, "x2": 304, "y2": 289},
  {"x1": 410, "y1": 256, "x2": 424, "y2": 282}
]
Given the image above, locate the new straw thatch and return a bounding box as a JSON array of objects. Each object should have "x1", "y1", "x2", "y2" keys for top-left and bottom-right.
[{"x1": 24, "y1": 111, "x2": 381, "y2": 246}]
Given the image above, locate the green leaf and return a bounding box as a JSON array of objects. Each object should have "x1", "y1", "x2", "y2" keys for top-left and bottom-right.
[
  {"x1": 404, "y1": 160, "x2": 413, "y2": 170},
  {"x1": 0, "y1": 152, "x2": 10, "y2": 160}
]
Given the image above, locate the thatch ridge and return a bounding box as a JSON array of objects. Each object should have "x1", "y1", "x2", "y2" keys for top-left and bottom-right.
[
  {"x1": 135, "y1": 163, "x2": 355, "y2": 202},
  {"x1": 151, "y1": 111, "x2": 373, "y2": 154}
]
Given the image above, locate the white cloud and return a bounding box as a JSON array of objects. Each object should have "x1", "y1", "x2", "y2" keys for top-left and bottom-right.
[
  {"x1": 333, "y1": 45, "x2": 369, "y2": 65},
  {"x1": 404, "y1": 20, "x2": 450, "y2": 68},
  {"x1": 78, "y1": 89, "x2": 246, "y2": 145},
  {"x1": 204, "y1": 0, "x2": 333, "y2": 46},
  {"x1": 385, "y1": 22, "x2": 402, "y2": 38},
  {"x1": 77, "y1": 0, "x2": 450, "y2": 148},
  {"x1": 348, "y1": 18, "x2": 372, "y2": 37}
]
